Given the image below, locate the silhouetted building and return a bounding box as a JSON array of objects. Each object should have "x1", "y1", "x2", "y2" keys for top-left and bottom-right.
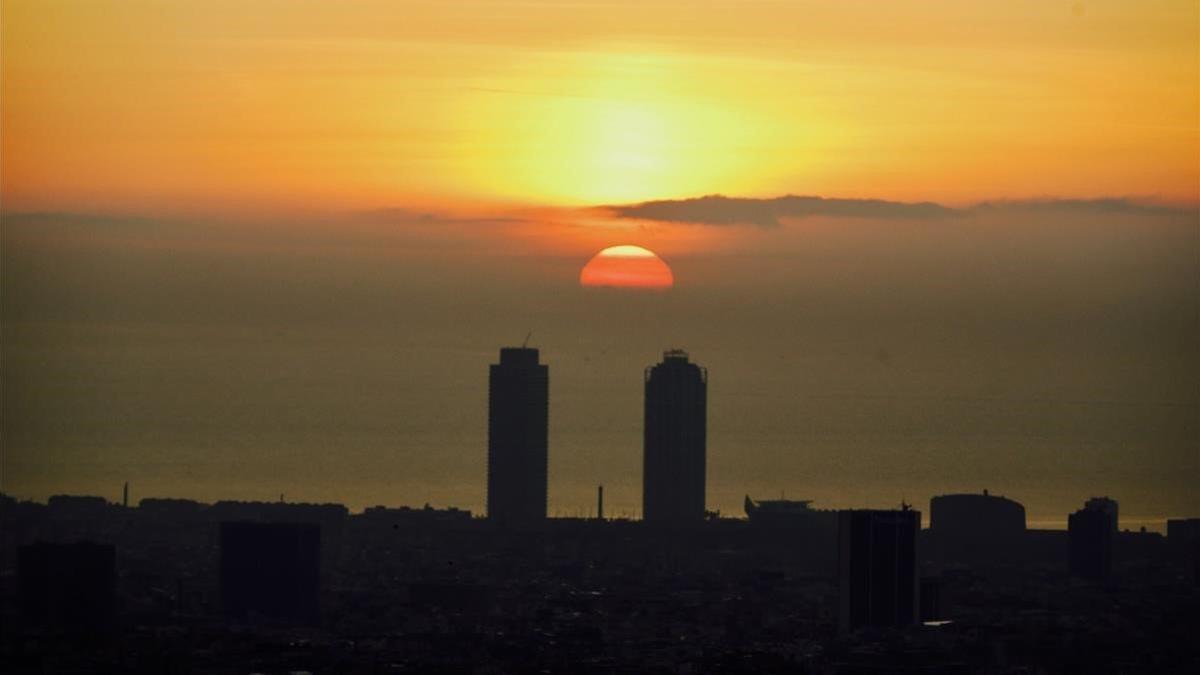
[
  {"x1": 361, "y1": 504, "x2": 472, "y2": 524},
  {"x1": 838, "y1": 509, "x2": 920, "y2": 632},
  {"x1": 220, "y1": 521, "x2": 320, "y2": 625},
  {"x1": 487, "y1": 347, "x2": 549, "y2": 526},
  {"x1": 207, "y1": 500, "x2": 349, "y2": 525},
  {"x1": 1167, "y1": 518, "x2": 1200, "y2": 583},
  {"x1": 930, "y1": 490, "x2": 1026, "y2": 539},
  {"x1": 1168, "y1": 518, "x2": 1200, "y2": 543},
  {"x1": 137, "y1": 497, "x2": 205, "y2": 519},
  {"x1": 1167, "y1": 518, "x2": 1200, "y2": 543},
  {"x1": 744, "y1": 495, "x2": 840, "y2": 573},
  {"x1": 1068, "y1": 505, "x2": 1113, "y2": 584},
  {"x1": 18, "y1": 541, "x2": 116, "y2": 635},
  {"x1": 744, "y1": 495, "x2": 829, "y2": 524},
  {"x1": 643, "y1": 349, "x2": 707, "y2": 525},
  {"x1": 46, "y1": 494, "x2": 109, "y2": 517},
  {"x1": 927, "y1": 490, "x2": 1026, "y2": 565},
  {"x1": 1085, "y1": 496, "x2": 1119, "y2": 532},
  {"x1": 209, "y1": 500, "x2": 347, "y2": 567}
]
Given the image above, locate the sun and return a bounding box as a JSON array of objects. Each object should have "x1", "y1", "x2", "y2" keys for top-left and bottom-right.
[{"x1": 579, "y1": 245, "x2": 674, "y2": 290}]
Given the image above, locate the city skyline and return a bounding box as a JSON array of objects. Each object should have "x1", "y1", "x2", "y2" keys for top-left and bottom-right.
[
  {"x1": 4, "y1": 339, "x2": 1186, "y2": 532},
  {"x1": 3, "y1": 0, "x2": 1197, "y2": 533}
]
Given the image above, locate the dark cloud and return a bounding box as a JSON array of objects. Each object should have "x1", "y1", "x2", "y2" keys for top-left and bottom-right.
[
  {"x1": 605, "y1": 194, "x2": 959, "y2": 227},
  {"x1": 605, "y1": 194, "x2": 1196, "y2": 227}
]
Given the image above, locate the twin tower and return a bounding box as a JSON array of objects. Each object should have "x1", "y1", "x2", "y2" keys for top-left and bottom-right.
[{"x1": 487, "y1": 347, "x2": 707, "y2": 526}]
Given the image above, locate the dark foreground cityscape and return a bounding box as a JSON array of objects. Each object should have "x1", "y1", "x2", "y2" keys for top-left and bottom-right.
[{"x1": 2, "y1": 348, "x2": 1198, "y2": 674}]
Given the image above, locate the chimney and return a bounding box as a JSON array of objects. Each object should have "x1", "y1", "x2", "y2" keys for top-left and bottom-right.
[{"x1": 597, "y1": 485, "x2": 604, "y2": 521}]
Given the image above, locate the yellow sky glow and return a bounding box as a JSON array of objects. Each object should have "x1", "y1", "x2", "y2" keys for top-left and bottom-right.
[{"x1": 2, "y1": 0, "x2": 1197, "y2": 215}]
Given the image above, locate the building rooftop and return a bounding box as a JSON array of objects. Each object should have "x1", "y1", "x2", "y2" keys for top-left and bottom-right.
[{"x1": 498, "y1": 347, "x2": 541, "y2": 366}]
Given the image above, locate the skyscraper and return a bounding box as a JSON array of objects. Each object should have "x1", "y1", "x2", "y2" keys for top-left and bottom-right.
[
  {"x1": 643, "y1": 349, "x2": 707, "y2": 525},
  {"x1": 487, "y1": 347, "x2": 549, "y2": 526},
  {"x1": 1069, "y1": 502, "x2": 1114, "y2": 584},
  {"x1": 838, "y1": 509, "x2": 920, "y2": 632}
]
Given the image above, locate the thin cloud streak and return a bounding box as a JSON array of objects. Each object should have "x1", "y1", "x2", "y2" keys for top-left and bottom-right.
[{"x1": 605, "y1": 194, "x2": 1197, "y2": 227}]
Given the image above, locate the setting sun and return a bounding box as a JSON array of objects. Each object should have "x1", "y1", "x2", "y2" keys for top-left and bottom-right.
[{"x1": 579, "y1": 245, "x2": 675, "y2": 290}]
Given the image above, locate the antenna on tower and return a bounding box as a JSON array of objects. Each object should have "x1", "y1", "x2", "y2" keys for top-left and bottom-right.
[{"x1": 522, "y1": 331, "x2": 533, "y2": 348}]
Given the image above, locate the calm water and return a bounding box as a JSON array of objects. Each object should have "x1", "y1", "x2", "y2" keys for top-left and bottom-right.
[{"x1": 4, "y1": 209, "x2": 1197, "y2": 530}]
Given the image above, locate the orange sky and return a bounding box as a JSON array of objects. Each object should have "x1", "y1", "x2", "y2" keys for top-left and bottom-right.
[{"x1": 2, "y1": 0, "x2": 1198, "y2": 216}]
